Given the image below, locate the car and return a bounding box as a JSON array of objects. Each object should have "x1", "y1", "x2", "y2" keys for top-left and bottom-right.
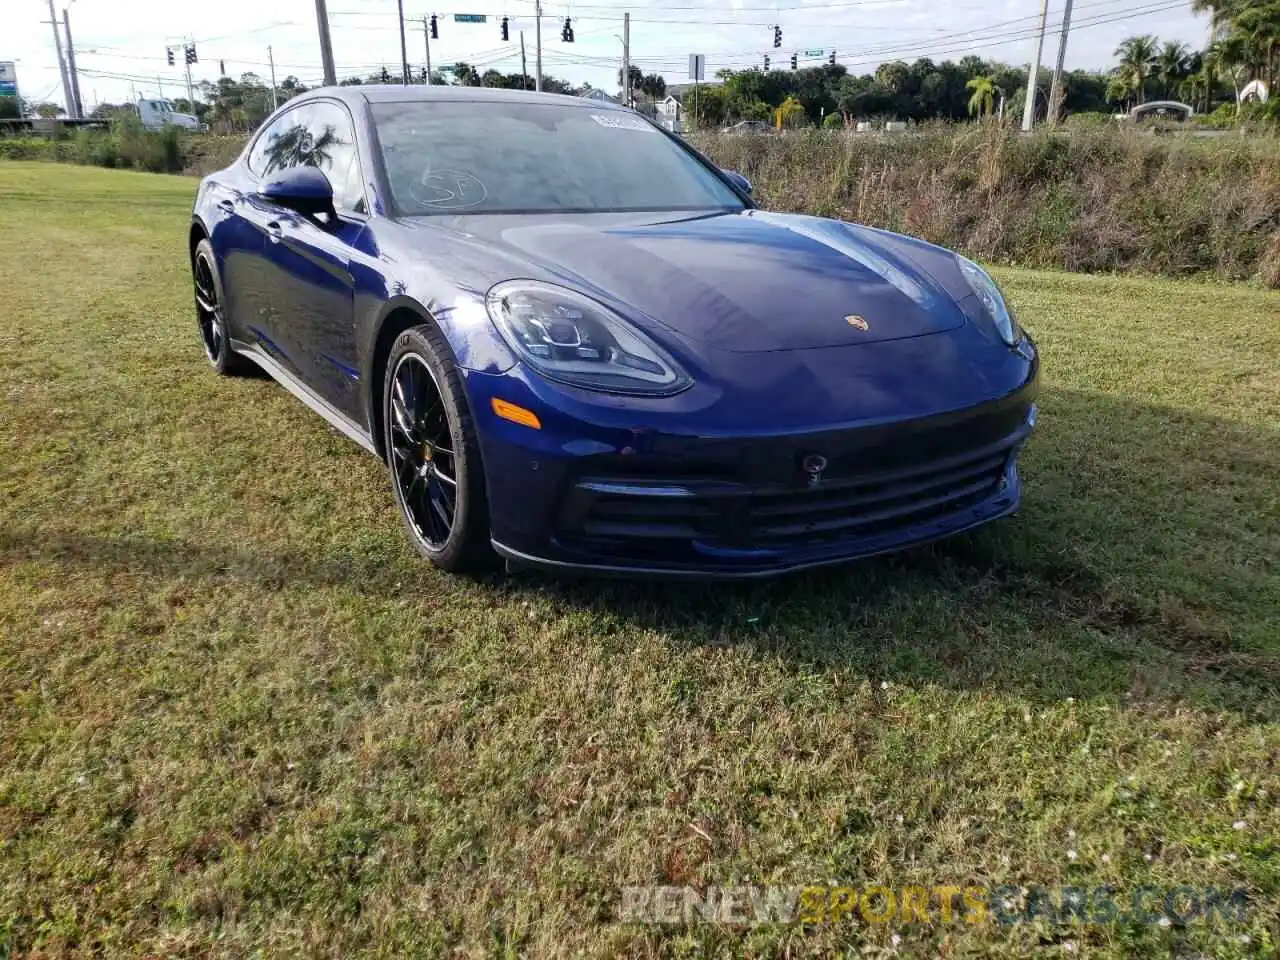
[
  {"x1": 137, "y1": 98, "x2": 201, "y2": 131},
  {"x1": 189, "y1": 86, "x2": 1037, "y2": 578},
  {"x1": 720, "y1": 119, "x2": 770, "y2": 134}
]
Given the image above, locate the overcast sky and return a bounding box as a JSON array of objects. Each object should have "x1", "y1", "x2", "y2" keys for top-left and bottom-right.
[{"x1": 7, "y1": 0, "x2": 1209, "y2": 109}]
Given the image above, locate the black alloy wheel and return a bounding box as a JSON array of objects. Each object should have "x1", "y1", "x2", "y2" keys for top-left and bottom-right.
[
  {"x1": 383, "y1": 324, "x2": 493, "y2": 573},
  {"x1": 192, "y1": 238, "x2": 250, "y2": 376},
  {"x1": 389, "y1": 352, "x2": 459, "y2": 549}
]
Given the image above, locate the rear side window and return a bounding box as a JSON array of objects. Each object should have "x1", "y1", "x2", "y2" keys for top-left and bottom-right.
[
  {"x1": 247, "y1": 109, "x2": 299, "y2": 177},
  {"x1": 247, "y1": 102, "x2": 368, "y2": 215}
]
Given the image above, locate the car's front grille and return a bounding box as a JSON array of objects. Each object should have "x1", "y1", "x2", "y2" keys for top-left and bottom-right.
[{"x1": 555, "y1": 415, "x2": 1030, "y2": 563}]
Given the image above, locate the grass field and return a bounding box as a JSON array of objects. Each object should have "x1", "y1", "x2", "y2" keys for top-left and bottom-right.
[{"x1": 0, "y1": 161, "x2": 1278, "y2": 957}]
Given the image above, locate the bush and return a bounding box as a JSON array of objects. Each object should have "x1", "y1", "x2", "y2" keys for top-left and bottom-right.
[
  {"x1": 822, "y1": 113, "x2": 844, "y2": 130},
  {"x1": 694, "y1": 123, "x2": 1280, "y2": 287},
  {"x1": 0, "y1": 117, "x2": 185, "y2": 174}
]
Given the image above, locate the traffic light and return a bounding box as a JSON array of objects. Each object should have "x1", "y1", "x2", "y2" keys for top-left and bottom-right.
[
  {"x1": 185, "y1": 43, "x2": 197, "y2": 65},
  {"x1": 379, "y1": 65, "x2": 391, "y2": 84},
  {"x1": 419, "y1": 67, "x2": 428, "y2": 83},
  {"x1": 429, "y1": 14, "x2": 438, "y2": 39},
  {"x1": 500, "y1": 15, "x2": 509, "y2": 40},
  {"x1": 828, "y1": 50, "x2": 836, "y2": 66},
  {"x1": 166, "y1": 47, "x2": 175, "y2": 66},
  {"x1": 560, "y1": 17, "x2": 574, "y2": 41},
  {"x1": 220, "y1": 59, "x2": 226, "y2": 75},
  {"x1": 763, "y1": 55, "x2": 770, "y2": 71},
  {"x1": 772, "y1": 25, "x2": 782, "y2": 48},
  {"x1": 790, "y1": 53, "x2": 797, "y2": 70}
]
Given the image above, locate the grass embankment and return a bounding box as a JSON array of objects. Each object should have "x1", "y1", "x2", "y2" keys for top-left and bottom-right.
[
  {"x1": 0, "y1": 161, "x2": 1278, "y2": 957},
  {"x1": 696, "y1": 124, "x2": 1280, "y2": 287}
]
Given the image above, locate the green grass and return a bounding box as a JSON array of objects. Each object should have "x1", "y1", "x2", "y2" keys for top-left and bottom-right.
[{"x1": 0, "y1": 161, "x2": 1278, "y2": 958}]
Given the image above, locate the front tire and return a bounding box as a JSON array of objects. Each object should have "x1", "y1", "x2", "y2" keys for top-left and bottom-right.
[
  {"x1": 192, "y1": 238, "x2": 252, "y2": 376},
  {"x1": 384, "y1": 324, "x2": 494, "y2": 574}
]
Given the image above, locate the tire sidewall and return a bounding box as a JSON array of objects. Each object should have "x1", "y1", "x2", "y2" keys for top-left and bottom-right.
[
  {"x1": 384, "y1": 326, "x2": 486, "y2": 569},
  {"x1": 193, "y1": 238, "x2": 233, "y2": 375}
]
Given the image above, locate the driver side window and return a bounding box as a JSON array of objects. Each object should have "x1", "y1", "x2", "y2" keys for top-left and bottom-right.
[
  {"x1": 247, "y1": 103, "x2": 368, "y2": 216},
  {"x1": 247, "y1": 108, "x2": 304, "y2": 177}
]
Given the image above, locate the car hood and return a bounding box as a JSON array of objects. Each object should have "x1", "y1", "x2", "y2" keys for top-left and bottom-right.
[{"x1": 403, "y1": 209, "x2": 975, "y2": 354}]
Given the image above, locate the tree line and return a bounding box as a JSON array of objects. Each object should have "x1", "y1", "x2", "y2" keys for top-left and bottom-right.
[
  {"x1": 683, "y1": 0, "x2": 1276, "y2": 127},
  {"x1": 4, "y1": 0, "x2": 1273, "y2": 130}
]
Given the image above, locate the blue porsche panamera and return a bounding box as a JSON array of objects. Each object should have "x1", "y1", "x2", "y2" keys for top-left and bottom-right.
[{"x1": 189, "y1": 85, "x2": 1038, "y2": 577}]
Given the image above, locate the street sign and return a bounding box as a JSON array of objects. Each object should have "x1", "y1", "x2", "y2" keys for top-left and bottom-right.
[
  {"x1": 803, "y1": 49, "x2": 823, "y2": 57},
  {"x1": 0, "y1": 62, "x2": 18, "y2": 99},
  {"x1": 688, "y1": 54, "x2": 705, "y2": 81},
  {"x1": 453, "y1": 14, "x2": 487, "y2": 22}
]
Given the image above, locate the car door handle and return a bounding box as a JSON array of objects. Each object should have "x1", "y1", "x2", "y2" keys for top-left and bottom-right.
[
  {"x1": 216, "y1": 199, "x2": 235, "y2": 213},
  {"x1": 265, "y1": 220, "x2": 283, "y2": 241}
]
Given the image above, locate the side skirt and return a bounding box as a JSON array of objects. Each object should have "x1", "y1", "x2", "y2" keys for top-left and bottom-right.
[{"x1": 231, "y1": 338, "x2": 380, "y2": 458}]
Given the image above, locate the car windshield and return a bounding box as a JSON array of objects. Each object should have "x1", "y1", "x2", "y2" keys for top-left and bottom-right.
[{"x1": 372, "y1": 99, "x2": 745, "y2": 216}]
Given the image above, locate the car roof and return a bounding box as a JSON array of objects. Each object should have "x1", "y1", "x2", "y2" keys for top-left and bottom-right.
[{"x1": 293, "y1": 84, "x2": 621, "y2": 110}]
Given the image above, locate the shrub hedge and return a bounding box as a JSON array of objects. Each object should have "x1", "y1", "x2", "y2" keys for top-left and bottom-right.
[{"x1": 696, "y1": 123, "x2": 1280, "y2": 286}]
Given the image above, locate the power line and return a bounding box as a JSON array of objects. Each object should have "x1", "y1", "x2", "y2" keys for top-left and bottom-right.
[{"x1": 529, "y1": 0, "x2": 1186, "y2": 73}]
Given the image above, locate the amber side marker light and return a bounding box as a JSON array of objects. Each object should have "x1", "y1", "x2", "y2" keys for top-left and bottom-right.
[{"x1": 491, "y1": 397, "x2": 542, "y2": 430}]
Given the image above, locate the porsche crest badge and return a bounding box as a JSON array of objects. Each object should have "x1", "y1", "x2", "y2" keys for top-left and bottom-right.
[{"x1": 845, "y1": 315, "x2": 870, "y2": 331}]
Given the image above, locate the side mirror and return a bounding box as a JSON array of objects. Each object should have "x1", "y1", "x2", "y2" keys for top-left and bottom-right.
[
  {"x1": 722, "y1": 169, "x2": 752, "y2": 195},
  {"x1": 260, "y1": 165, "x2": 335, "y2": 218}
]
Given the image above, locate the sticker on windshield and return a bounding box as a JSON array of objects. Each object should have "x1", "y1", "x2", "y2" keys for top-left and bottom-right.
[{"x1": 589, "y1": 113, "x2": 655, "y2": 132}]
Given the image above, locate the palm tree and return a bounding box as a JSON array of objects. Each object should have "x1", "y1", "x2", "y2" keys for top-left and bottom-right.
[
  {"x1": 774, "y1": 96, "x2": 806, "y2": 128},
  {"x1": 1192, "y1": 0, "x2": 1280, "y2": 90},
  {"x1": 966, "y1": 75, "x2": 1000, "y2": 117},
  {"x1": 1113, "y1": 34, "x2": 1159, "y2": 104},
  {"x1": 1234, "y1": 3, "x2": 1280, "y2": 89},
  {"x1": 1154, "y1": 41, "x2": 1191, "y2": 99},
  {"x1": 1105, "y1": 74, "x2": 1134, "y2": 111},
  {"x1": 1179, "y1": 53, "x2": 1213, "y2": 112},
  {"x1": 639, "y1": 73, "x2": 667, "y2": 105},
  {"x1": 1204, "y1": 34, "x2": 1250, "y2": 113}
]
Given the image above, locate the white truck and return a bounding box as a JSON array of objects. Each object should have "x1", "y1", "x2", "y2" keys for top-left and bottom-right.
[{"x1": 136, "y1": 98, "x2": 201, "y2": 131}]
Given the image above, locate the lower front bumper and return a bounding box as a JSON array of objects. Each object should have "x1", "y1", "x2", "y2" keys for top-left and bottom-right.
[
  {"x1": 493, "y1": 461, "x2": 1022, "y2": 579},
  {"x1": 475, "y1": 378, "x2": 1037, "y2": 579}
]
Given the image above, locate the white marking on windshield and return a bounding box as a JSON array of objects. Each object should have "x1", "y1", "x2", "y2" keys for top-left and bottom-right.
[{"x1": 589, "y1": 113, "x2": 655, "y2": 132}]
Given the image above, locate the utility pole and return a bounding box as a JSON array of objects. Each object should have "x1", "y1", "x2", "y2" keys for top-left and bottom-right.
[
  {"x1": 520, "y1": 31, "x2": 529, "y2": 90},
  {"x1": 622, "y1": 12, "x2": 630, "y2": 107},
  {"x1": 1047, "y1": 0, "x2": 1075, "y2": 125},
  {"x1": 62, "y1": 9, "x2": 84, "y2": 118},
  {"x1": 268, "y1": 45, "x2": 279, "y2": 110},
  {"x1": 44, "y1": 0, "x2": 73, "y2": 118},
  {"x1": 422, "y1": 17, "x2": 433, "y2": 85},
  {"x1": 395, "y1": 0, "x2": 410, "y2": 83},
  {"x1": 315, "y1": 0, "x2": 337, "y2": 85},
  {"x1": 532, "y1": 0, "x2": 542, "y2": 92},
  {"x1": 1021, "y1": 0, "x2": 1050, "y2": 132}
]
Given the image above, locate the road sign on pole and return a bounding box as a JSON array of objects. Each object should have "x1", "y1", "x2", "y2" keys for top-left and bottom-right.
[
  {"x1": 454, "y1": 14, "x2": 487, "y2": 22},
  {"x1": 0, "y1": 62, "x2": 19, "y2": 99},
  {"x1": 803, "y1": 48, "x2": 823, "y2": 57},
  {"x1": 688, "y1": 54, "x2": 704, "y2": 81}
]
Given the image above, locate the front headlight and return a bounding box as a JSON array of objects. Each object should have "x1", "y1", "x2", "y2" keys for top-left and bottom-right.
[
  {"x1": 485, "y1": 280, "x2": 690, "y2": 396},
  {"x1": 957, "y1": 257, "x2": 1019, "y2": 346}
]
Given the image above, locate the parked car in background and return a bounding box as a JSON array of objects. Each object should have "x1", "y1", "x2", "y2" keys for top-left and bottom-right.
[
  {"x1": 137, "y1": 98, "x2": 201, "y2": 131},
  {"x1": 720, "y1": 120, "x2": 770, "y2": 134},
  {"x1": 189, "y1": 86, "x2": 1037, "y2": 578},
  {"x1": 1115, "y1": 101, "x2": 1194, "y2": 124}
]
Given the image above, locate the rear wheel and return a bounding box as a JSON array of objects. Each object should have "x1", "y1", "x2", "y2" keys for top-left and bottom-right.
[
  {"x1": 384, "y1": 324, "x2": 494, "y2": 573},
  {"x1": 193, "y1": 238, "x2": 251, "y2": 376}
]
